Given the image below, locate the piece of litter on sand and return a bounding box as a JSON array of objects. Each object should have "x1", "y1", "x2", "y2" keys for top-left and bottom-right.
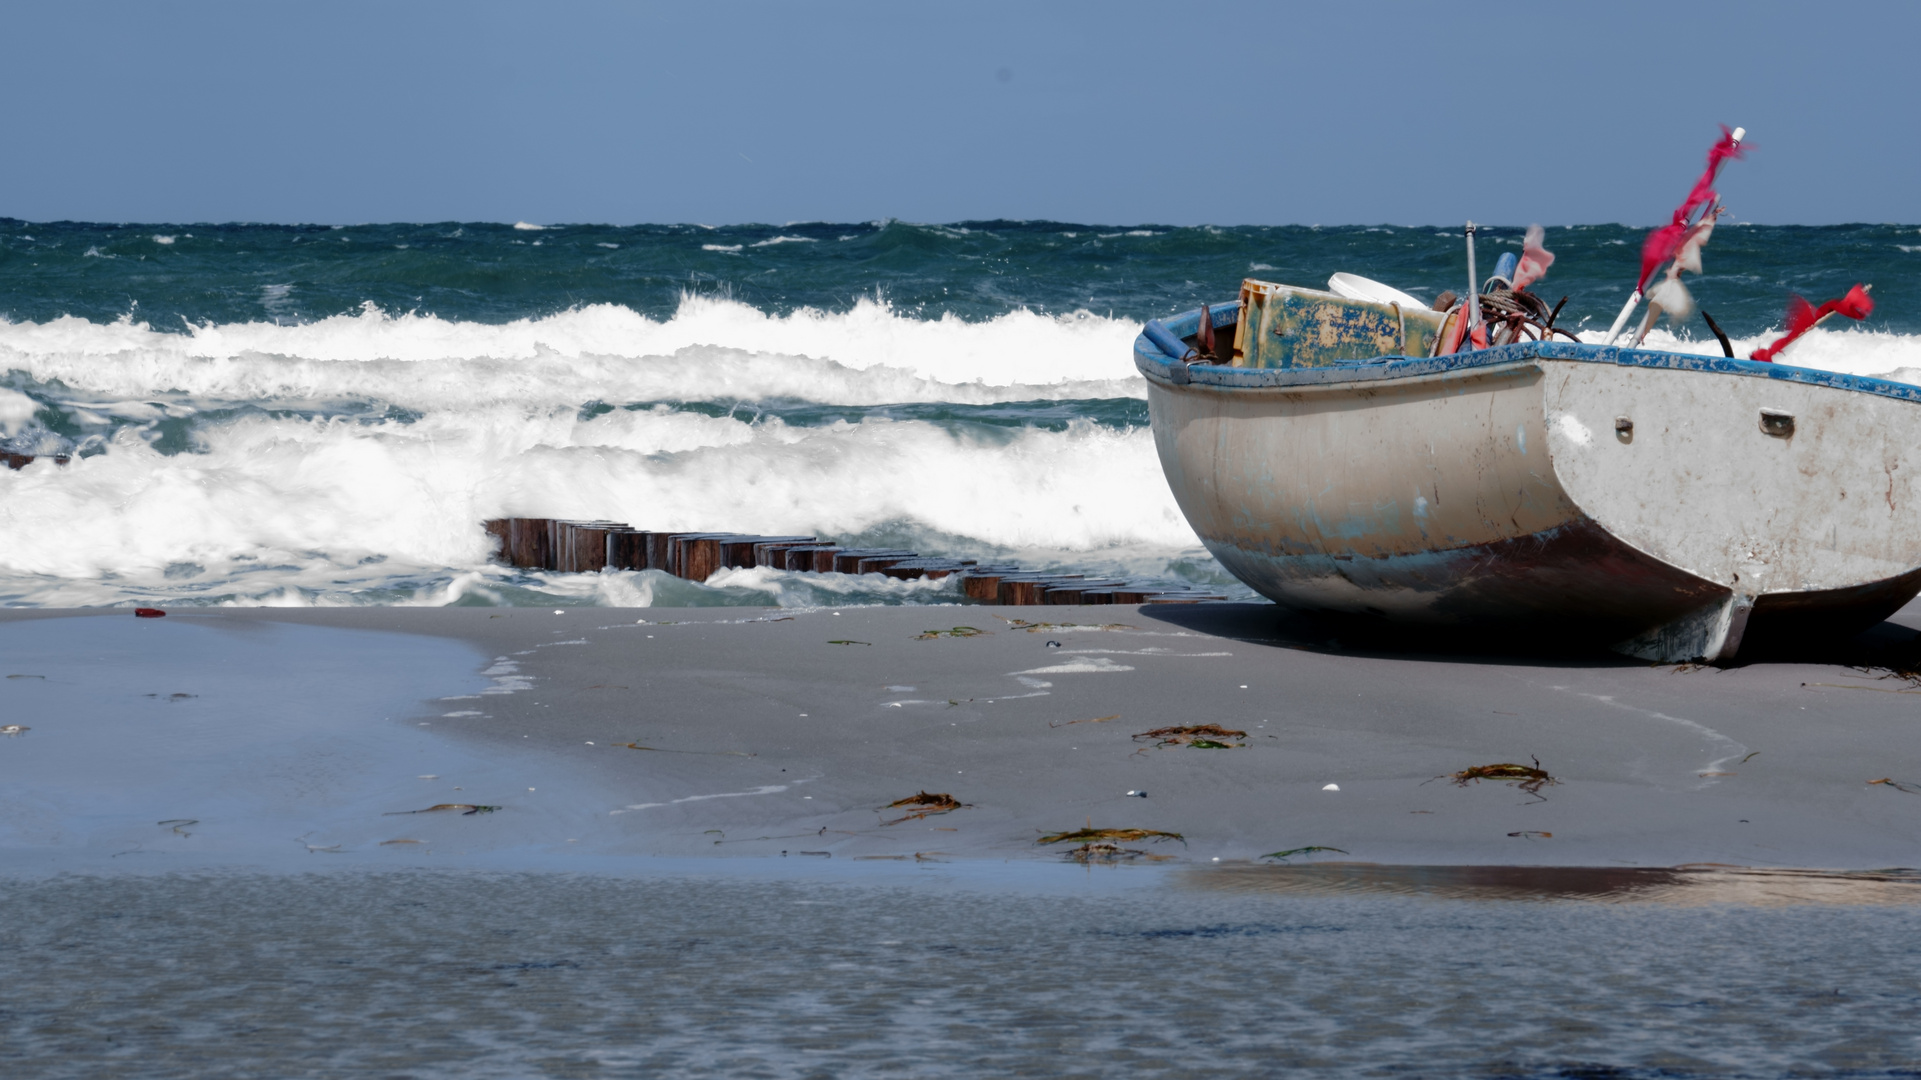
[
  {"x1": 828, "y1": 640, "x2": 871, "y2": 646},
  {"x1": 1507, "y1": 831, "x2": 1553, "y2": 839},
  {"x1": 1322, "y1": 783, "x2": 1340, "y2": 791},
  {"x1": 1126, "y1": 790, "x2": 1147, "y2": 798},
  {"x1": 134, "y1": 608, "x2": 166, "y2": 618},
  {"x1": 0, "y1": 725, "x2": 28, "y2": 736},
  {"x1": 1045, "y1": 640, "x2": 1062, "y2": 648},
  {"x1": 616, "y1": 741, "x2": 754, "y2": 758},
  {"x1": 1000, "y1": 617, "x2": 1137, "y2": 633}
]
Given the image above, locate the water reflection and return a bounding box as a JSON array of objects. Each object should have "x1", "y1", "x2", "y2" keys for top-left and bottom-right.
[{"x1": 1187, "y1": 862, "x2": 1921, "y2": 906}]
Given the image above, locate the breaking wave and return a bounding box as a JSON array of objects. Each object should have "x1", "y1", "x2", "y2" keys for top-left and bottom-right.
[{"x1": 0, "y1": 295, "x2": 1200, "y2": 607}]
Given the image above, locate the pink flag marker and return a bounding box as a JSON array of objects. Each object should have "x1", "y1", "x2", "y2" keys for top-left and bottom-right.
[{"x1": 1513, "y1": 225, "x2": 1555, "y2": 291}]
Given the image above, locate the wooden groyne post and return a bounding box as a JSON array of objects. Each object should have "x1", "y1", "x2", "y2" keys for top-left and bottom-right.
[{"x1": 479, "y1": 518, "x2": 1227, "y2": 605}]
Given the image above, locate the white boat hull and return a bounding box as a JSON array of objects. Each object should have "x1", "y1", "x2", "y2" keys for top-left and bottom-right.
[{"x1": 1137, "y1": 317, "x2": 1921, "y2": 662}]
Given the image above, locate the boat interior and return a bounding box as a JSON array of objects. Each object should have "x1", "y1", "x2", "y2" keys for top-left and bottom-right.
[{"x1": 1170, "y1": 283, "x2": 1449, "y2": 370}]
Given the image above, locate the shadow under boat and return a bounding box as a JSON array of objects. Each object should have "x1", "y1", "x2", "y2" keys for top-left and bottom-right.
[
  {"x1": 1136, "y1": 598, "x2": 1921, "y2": 671},
  {"x1": 1183, "y1": 862, "x2": 1921, "y2": 906}
]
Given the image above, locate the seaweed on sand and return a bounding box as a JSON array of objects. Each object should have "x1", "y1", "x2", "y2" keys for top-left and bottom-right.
[
  {"x1": 383, "y1": 803, "x2": 501, "y2": 816},
  {"x1": 1868, "y1": 778, "x2": 1921, "y2": 794},
  {"x1": 1133, "y1": 724, "x2": 1246, "y2": 749},
  {"x1": 915, "y1": 626, "x2": 986, "y2": 640},
  {"x1": 1853, "y1": 663, "x2": 1921, "y2": 689},
  {"x1": 1260, "y1": 846, "x2": 1349, "y2": 862},
  {"x1": 881, "y1": 791, "x2": 970, "y2": 825},
  {"x1": 1062, "y1": 843, "x2": 1176, "y2": 863},
  {"x1": 1037, "y1": 826, "x2": 1185, "y2": 846},
  {"x1": 1049, "y1": 714, "x2": 1120, "y2": 728},
  {"x1": 1445, "y1": 756, "x2": 1560, "y2": 801}
]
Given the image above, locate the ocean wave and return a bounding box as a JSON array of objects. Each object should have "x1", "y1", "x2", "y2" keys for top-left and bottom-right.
[
  {"x1": 0, "y1": 294, "x2": 1143, "y2": 397},
  {"x1": 0, "y1": 408, "x2": 1195, "y2": 606}
]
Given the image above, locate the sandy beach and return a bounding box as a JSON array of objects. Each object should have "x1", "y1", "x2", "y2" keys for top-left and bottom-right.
[{"x1": 5, "y1": 600, "x2": 1919, "y2": 873}]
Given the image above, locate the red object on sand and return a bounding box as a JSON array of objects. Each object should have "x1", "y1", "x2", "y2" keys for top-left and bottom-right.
[
  {"x1": 134, "y1": 607, "x2": 166, "y2": 618},
  {"x1": 1751, "y1": 284, "x2": 1874, "y2": 363},
  {"x1": 1636, "y1": 127, "x2": 1746, "y2": 293}
]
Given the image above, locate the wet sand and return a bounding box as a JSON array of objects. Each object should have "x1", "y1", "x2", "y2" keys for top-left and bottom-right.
[{"x1": 4, "y1": 601, "x2": 1921, "y2": 870}]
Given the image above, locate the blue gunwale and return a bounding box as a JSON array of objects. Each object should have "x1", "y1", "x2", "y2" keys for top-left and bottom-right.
[{"x1": 1136, "y1": 301, "x2": 1921, "y2": 405}]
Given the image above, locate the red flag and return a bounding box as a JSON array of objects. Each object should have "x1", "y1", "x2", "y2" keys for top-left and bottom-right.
[
  {"x1": 1751, "y1": 285, "x2": 1874, "y2": 363},
  {"x1": 1636, "y1": 127, "x2": 1746, "y2": 293}
]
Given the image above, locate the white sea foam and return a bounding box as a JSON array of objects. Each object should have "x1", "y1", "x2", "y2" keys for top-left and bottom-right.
[
  {"x1": 0, "y1": 290, "x2": 1192, "y2": 607},
  {"x1": 0, "y1": 408, "x2": 1188, "y2": 595},
  {"x1": 0, "y1": 294, "x2": 1143, "y2": 399}
]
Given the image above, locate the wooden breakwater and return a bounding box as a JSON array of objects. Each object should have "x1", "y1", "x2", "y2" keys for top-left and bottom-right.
[
  {"x1": 2, "y1": 453, "x2": 69, "y2": 471},
  {"x1": 481, "y1": 518, "x2": 1227, "y2": 606}
]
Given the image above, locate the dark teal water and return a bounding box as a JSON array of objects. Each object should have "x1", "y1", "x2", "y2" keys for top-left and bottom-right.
[{"x1": 6, "y1": 218, "x2": 1918, "y2": 335}]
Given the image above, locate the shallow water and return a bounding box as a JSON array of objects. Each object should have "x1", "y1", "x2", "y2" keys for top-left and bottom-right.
[
  {"x1": 0, "y1": 614, "x2": 633, "y2": 870},
  {"x1": 3, "y1": 868, "x2": 1918, "y2": 1078}
]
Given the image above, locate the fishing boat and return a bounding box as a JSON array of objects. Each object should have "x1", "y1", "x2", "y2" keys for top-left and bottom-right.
[{"x1": 1134, "y1": 284, "x2": 1921, "y2": 662}]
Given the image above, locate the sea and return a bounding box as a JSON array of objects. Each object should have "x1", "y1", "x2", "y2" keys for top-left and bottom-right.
[{"x1": 4, "y1": 218, "x2": 1921, "y2": 609}]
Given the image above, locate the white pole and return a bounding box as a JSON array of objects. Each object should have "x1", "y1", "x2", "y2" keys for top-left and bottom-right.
[
  {"x1": 1464, "y1": 221, "x2": 1480, "y2": 334},
  {"x1": 1603, "y1": 289, "x2": 1643, "y2": 345}
]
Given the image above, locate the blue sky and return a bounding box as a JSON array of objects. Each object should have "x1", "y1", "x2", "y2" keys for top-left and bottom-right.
[{"x1": 3, "y1": 0, "x2": 1914, "y2": 226}]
